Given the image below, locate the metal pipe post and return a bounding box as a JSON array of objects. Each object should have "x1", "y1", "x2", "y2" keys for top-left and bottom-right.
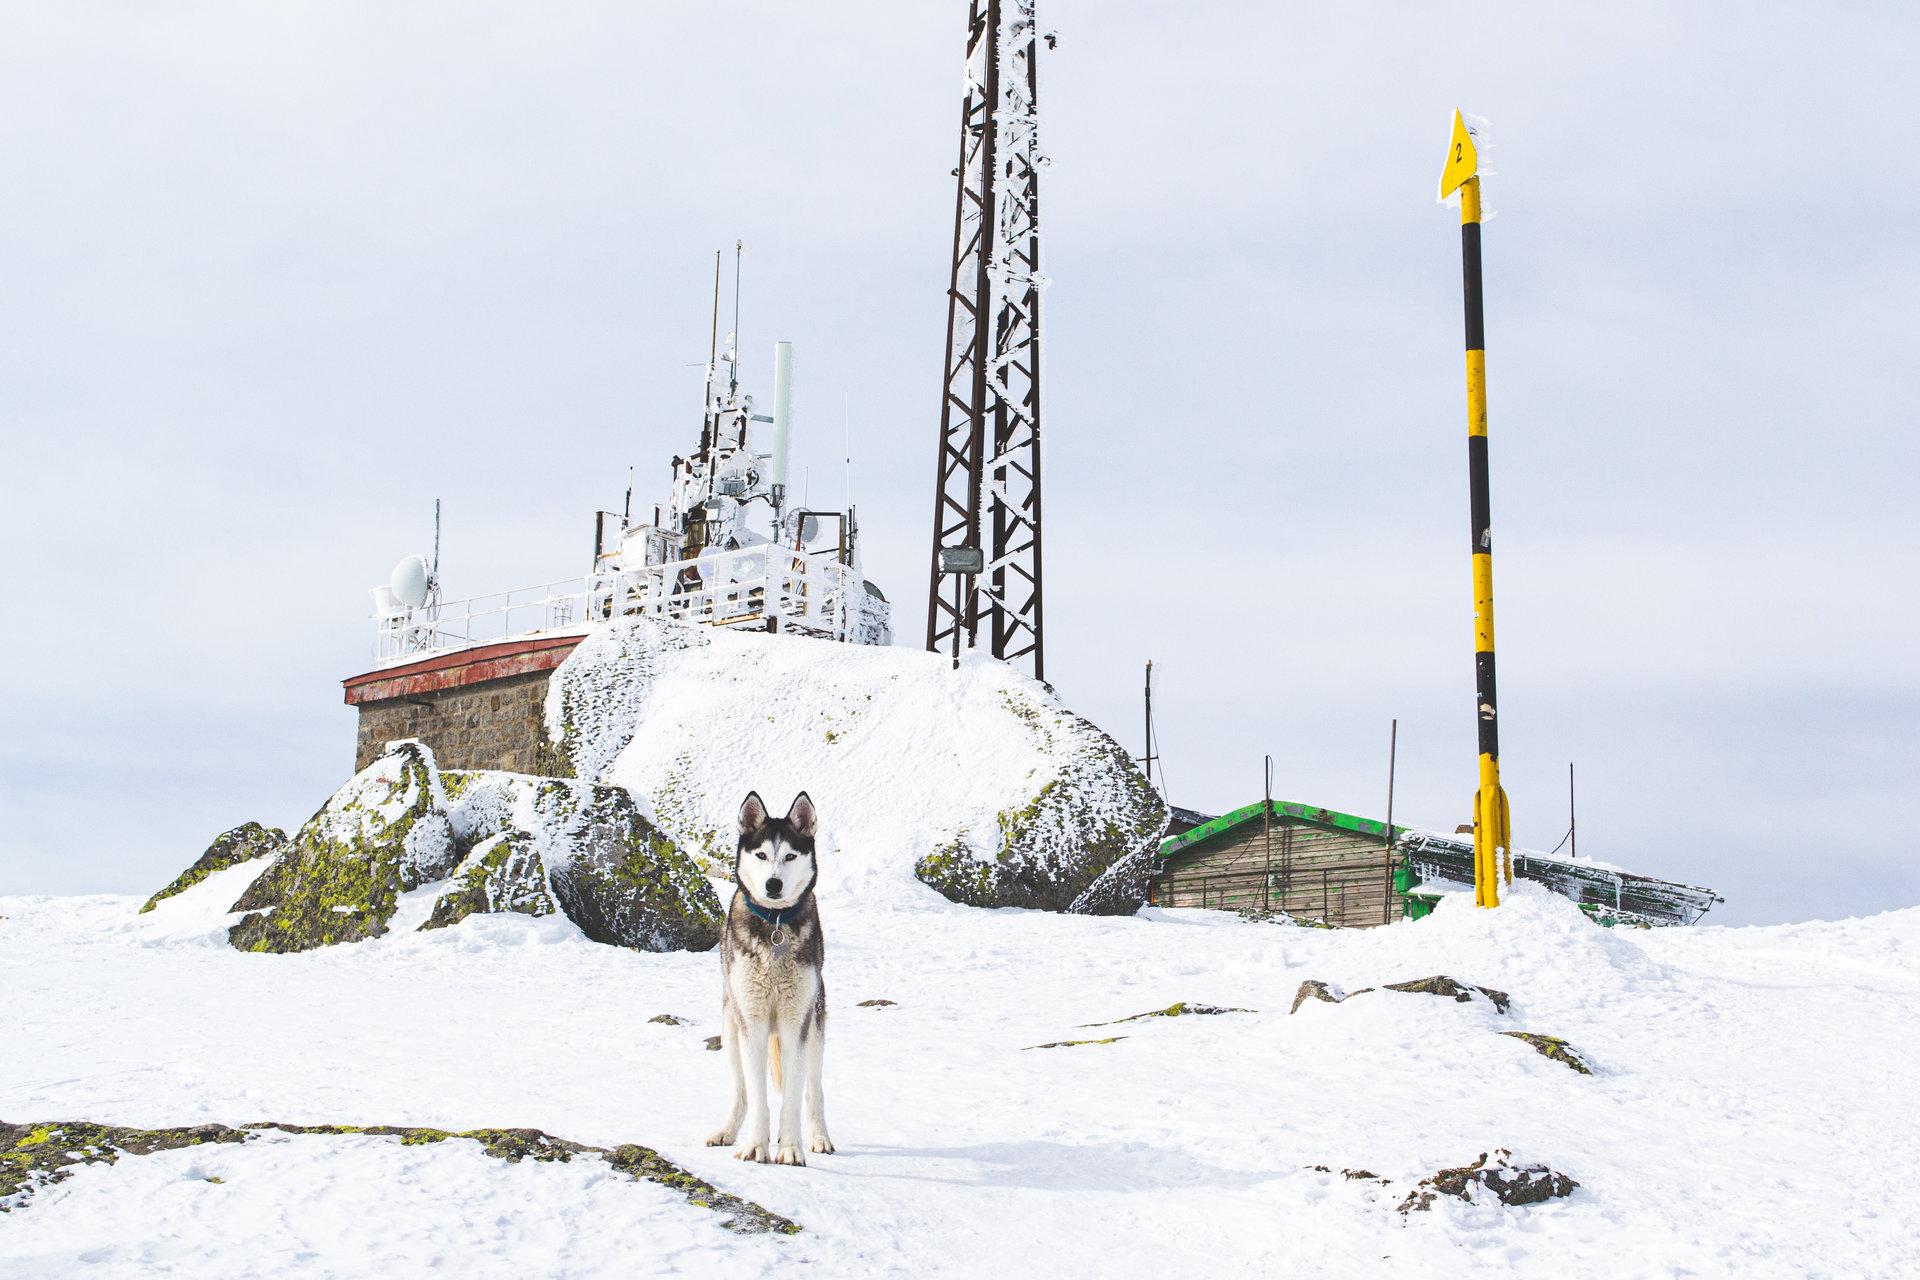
[{"x1": 1440, "y1": 112, "x2": 1513, "y2": 908}]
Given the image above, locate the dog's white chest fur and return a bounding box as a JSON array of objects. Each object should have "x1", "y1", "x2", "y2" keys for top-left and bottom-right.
[{"x1": 727, "y1": 934, "x2": 818, "y2": 1021}]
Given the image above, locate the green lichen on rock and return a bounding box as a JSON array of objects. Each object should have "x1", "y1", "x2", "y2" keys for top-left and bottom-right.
[
  {"x1": 913, "y1": 838, "x2": 1000, "y2": 908},
  {"x1": 421, "y1": 833, "x2": 557, "y2": 931},
  {"x1": 914, "y1": 693, "x2": 1168, "y2": 915},
  {"x1": 1500, "y1": 1031, "x2": 1594, "y2": 1075},
  {"x1": 1080, "y1": 1001, "x2": 1254, "y2": 1027},
  {"x1": 141, "y1": 822, "x2": 287, "y2": 913},
  {"x1": 443, "y1": 770, "x2": 723, "y2": 951},
  {"x1": 228, "y1": 740, "x2": 457, "y2": 953},
  {"x1": 2, "y1": 1120, "x2": 797, "y2": 1233}
]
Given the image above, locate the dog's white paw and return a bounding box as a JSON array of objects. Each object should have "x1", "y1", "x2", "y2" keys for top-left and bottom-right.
[
  {"x1": 808, "y1": 1133, "x2": 835, "y2": 1155},
  {"x1": 733, "y1": 1142, "x2": 771, "y2": 1163},
  {"x1": 705, "y1": 1130, "x2": 736, "y2": 1148},
  {"x1": 774, "y1": 1143, "x2": 806, "y2": 1166}
]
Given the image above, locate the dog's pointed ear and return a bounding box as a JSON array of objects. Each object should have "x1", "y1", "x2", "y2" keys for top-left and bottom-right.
[
  {"x1": 785, "y1": 792, "x2": 816, "y2": 839},
  {"x1": 738, "y1": 791, "x2": 769, "y2": 835}
]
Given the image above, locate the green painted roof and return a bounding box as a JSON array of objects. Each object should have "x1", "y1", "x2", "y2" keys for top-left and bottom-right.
[{"x1": 1157, "y1": 801, "x2": 1402, "y2": 861}]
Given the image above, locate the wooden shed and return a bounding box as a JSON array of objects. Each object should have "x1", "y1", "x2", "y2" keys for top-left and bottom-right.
[{"x1": 1149, "y1": 801, "x2": 1402, "y2": 929}]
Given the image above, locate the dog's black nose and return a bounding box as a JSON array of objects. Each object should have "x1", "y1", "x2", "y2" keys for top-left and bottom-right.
[{"x1": 765, "y1": 879, "x2": 784, "y2": 898}]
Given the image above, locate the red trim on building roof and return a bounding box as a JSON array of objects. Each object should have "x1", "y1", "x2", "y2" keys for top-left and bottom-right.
[{"x1": 341, "y1": 634, "x2": 585, "y2": 705}]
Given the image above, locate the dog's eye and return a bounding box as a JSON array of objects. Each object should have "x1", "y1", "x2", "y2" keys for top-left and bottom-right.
[
  {"x1": 755, "y1": 852, "x2": 768, "y2": 860},
  {"x1": 783, "y1": 853, "x2": 796, "y2": 862}
]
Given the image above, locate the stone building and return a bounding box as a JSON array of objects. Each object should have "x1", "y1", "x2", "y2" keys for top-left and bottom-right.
[{"x1": 343, "y1": 634, "x2": 583, "y2": 775}]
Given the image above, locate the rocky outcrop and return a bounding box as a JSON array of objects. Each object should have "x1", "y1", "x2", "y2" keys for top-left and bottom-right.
[
  {"x1": 229, "y1": 742, "x2": 457, "y2": 953},
  {"x1": 141, "y1": 822, "x2": 286, "y2": 914},
  {"x1": 439, "y1": 771, "x2": 723, "y2": 951},
  {"x1": 911, "y1": 695, "x2": 1168, "y2": 914},
  {"x1": 205, "y1": 741, "x2": 719, "y2": 953}
]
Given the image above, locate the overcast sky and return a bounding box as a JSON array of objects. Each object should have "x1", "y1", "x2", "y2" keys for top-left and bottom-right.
[{"x1": 3, "y1": 1, "x2": 1914, "y2": 925}]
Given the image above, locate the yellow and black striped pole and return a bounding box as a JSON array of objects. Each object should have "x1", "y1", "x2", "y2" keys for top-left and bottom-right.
[{"x1": 1439, "y1": 110, "x2": 1512, "y2": 908}]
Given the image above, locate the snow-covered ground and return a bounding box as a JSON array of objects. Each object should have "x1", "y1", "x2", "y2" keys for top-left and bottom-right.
[{"x1": 4, "y1": 871, "x2": 1917, "y2": 1277}]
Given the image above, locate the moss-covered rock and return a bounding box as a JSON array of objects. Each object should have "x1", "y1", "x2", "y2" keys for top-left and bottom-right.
[
  {"x1": 914, "y1": 694, "x2": 1168, "y2": 915},
  {"x1": 228, "y1": 741, "x2": 457, "y2": 953},
  {"x1": 442, "y1": 771, "x2": 723, "y2": 951},
  {"x1": 141, "y1": 822, "x2": 286, "y2": 914},
  {"x1": 421, "y1": 832, "x2": 558, "y2": 930}
]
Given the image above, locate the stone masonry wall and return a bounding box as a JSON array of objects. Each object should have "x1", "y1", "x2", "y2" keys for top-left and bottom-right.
[{"x1": 353, "y1": 669, "x2": 570, "y2": 776}]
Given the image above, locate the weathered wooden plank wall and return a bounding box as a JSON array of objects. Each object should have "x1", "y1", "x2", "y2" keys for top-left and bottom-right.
[{"x1": 1153, "y1": 821, "x2": 1398, "y2": 928}]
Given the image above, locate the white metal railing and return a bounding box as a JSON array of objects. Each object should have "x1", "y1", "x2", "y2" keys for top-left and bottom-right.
[{"x1": 371, "y1": 548, "x2": 889, "y2": 668}]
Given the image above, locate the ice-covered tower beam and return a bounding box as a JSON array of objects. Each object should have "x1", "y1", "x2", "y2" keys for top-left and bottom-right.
[{"x1": 925, "y1": 0, "x2": 1047, "y2": 678}]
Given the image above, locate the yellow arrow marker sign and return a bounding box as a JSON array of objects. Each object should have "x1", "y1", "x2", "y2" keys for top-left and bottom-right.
[{"x1": 1438, "y1": 109, "x2": 1479, "y2": 199}]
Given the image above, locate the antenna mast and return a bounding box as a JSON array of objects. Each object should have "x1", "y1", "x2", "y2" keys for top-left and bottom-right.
[{"x1": 925, "y1": 0, "x2": 1048, "y2": 678}]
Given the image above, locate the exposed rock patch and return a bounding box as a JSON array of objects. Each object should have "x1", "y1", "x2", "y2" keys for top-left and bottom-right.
[
  {"x1": 1290, "y1": 981, "x2": 1375, "y2": 1014},
  {"x1": 1500, "y1": 1031, "x2": 1594, "y2": 1074},
  {"x1": 142, "y1": 822, "x2": 286, "y2": 914},
  {"x1": 1022, "y1": 1036, "x2": 1128, "y2": 1050},
  {"x1": 1397, "y1": 1149, "x2": 1577, "y2": 1213},
  {"x1": 0, "y1": 1119, "x2": 797, "y2": 1233},
  {"x1": 1082, "y1": 1001, "x2": 1253, "y2": 1027},
  {"x1": 1381, "y1": 975, "x2": 1511, "y2": 1014}
]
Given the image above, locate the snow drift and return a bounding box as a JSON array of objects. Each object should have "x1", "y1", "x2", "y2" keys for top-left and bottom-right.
[{"x1": 544, "y1": 619, "x2": 1168, "y2": 913}]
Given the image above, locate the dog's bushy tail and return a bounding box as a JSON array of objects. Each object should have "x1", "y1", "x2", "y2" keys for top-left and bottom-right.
[{"x1": 769, "y1": 1035, "x2": 783, "y2": 1089}]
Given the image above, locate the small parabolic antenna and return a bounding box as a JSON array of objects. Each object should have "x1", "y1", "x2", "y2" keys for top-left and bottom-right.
[{"x1": 390, "y1": 554, "x2": 431, "y2": 609}]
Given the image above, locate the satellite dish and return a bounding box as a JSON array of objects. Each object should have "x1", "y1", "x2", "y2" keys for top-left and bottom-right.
[
  {"x1": 799, "y1": 515, "x2": 820, "y2": 543},
  {"x1": 390, "y1": 555, "x2": 430, "y2": 609}
]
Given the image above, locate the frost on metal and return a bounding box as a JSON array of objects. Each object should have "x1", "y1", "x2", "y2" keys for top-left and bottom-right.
[
  {"x1": 229, "y1": 740, "x2": 458, "y2": 952},
  {"x1": 440, "y1": 770, "x2": 723, "y2": 952},
  {"x1": 544, "y1": 618, "x2": 710, "y2": 785}
]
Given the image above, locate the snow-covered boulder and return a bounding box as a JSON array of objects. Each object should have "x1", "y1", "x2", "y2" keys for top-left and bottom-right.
[
  {"x1": 140, "y1": 822, "x2": 286, "y2": 914},
  {"x1": 545, "y1": 619, "x2": 1168, "y2": 913},
  {"x1": 436, "y1": 771, "x2": 723, "y2": 951},
  {"x1": 228, "y1": 741, "x2": 458, "y2": 952}
]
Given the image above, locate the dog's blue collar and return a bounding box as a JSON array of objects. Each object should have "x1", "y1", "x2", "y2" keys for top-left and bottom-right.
[{"x1": 738, "y1": 891, "x2": 804, "y2": 928}]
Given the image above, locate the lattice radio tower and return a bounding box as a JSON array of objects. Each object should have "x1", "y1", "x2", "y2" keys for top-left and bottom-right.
[{"x1": 925, "y1": 0, "x2": 1049, "y2": 678}]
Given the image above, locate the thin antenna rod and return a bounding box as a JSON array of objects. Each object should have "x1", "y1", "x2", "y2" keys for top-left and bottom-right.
[
  {"x1": 1143, "y1": 659, "x2": 1155, "y2": 787},
  {"x1": 1384, "y1": 719, "x2": 1398, "y2": 925},
  {"x1": 730, "y1": 240, "x2": 743, "y2": 398},
  {"x1": 706, "y1": 250, "x2": 721, "y2": 425},
  {"x1": 623, "y1": 468, "x2": 633, "y2": 526},
  {"x1": 432, "y1": 498, "x2": 441, "y2": 579},
  {"x1": 844, "y1": 392, "x2": 853, "y2": 510},
  {"x1": 1569, "y1": 763, "x2": 1577, "y2": 860}
]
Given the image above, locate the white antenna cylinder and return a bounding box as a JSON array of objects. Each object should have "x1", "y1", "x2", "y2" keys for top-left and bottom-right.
[{"x1": 771, "y1": 340, "x2": 793, "y2": 494}]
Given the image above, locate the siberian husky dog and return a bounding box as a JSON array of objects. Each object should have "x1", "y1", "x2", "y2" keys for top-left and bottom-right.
[{"x1": 706, "y1": 791, "x2": 833, "y2": 1165}]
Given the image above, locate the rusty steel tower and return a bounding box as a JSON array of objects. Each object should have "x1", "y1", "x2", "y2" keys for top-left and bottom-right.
[{"x1": 925, "y1": 0, "x2": 1049, "y2": 677}]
